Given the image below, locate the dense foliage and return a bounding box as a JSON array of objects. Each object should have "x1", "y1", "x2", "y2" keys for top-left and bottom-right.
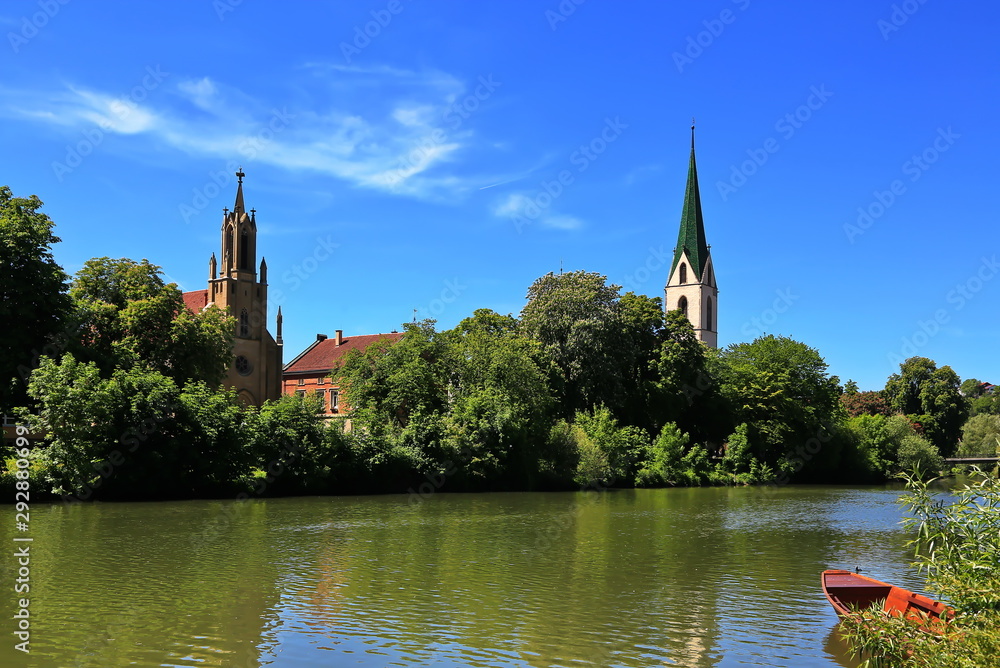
[
  {"x1": 841, "y1": 471, "x2": 1000, "y2": 667},
  {"x1": 2, "y1": 186, "x2": 999, "y2": 503}
]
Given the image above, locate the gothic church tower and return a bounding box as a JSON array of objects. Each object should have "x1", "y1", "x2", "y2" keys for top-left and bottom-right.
[
  {"x1": 664, "y1": 126, "x2": 718, "y2": 347},
  {"x1": 206, "y1": 170, "x2": 283, "y2": 404}
]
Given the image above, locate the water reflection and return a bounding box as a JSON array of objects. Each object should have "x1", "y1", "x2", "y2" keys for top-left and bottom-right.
[{"x1": 0, "y1": 486, "x2": 920, "y2": 667}]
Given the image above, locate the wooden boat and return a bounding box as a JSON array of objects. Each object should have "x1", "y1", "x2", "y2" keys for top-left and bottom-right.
[{"x1": 821, "y1": 569, "x2": 953, "y2": 626}]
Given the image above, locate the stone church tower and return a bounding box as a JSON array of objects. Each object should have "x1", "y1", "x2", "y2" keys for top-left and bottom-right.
[
  {"x1": 189, "y1": 170, "x2": 283, "y2": 405},
  {"x1": 664, "y1": 126, "x2": 718, "y2": 347}
]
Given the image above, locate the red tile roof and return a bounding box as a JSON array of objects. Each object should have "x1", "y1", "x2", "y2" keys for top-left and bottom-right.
[
  {"x1": 284, "y1": 332, "x2": 404, "y2": 374},
  {"x1": 182, "y1": 289, "x2": 209, "y2": 314}
]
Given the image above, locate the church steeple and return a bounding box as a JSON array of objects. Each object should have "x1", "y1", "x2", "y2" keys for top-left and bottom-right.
[
  {"x1": 664, "y1": 123, "x2": 719, "y2": 348},
  {"x1": 670, "y1": 123, "x2": 710, "y2": 282}
]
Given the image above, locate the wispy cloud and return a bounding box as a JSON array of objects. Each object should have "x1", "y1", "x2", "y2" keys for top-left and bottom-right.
[
  {"x1": 493, "y1": 192, "x2": 584, "y2": 231},
  {"x1": 2, "y1": 64, "x2": 500, "y2": 200}
]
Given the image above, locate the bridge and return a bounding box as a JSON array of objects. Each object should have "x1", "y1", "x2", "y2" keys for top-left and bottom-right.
[{"x1": 944, "y1": 456, "x2": 1000, "y2": 465}]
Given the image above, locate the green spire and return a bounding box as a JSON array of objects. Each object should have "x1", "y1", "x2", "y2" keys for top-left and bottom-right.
[{"x1": 670, "y1": 125, "x2": 710, "y2": 281}]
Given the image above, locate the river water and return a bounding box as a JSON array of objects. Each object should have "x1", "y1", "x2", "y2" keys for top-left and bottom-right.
[{"x1": 1, "y1": 485, "x2": 928, "y2": 667}]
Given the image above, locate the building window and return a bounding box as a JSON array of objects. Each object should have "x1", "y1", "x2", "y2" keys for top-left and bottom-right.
[
  {"x1": 706, "y1": 297, "x2": 713, "y2": 331},
  {"x1": 235, "y1": 355, "x2": 252, "y2": 376},
  {"x1": 2, "y1": 415, "x2": 15, "y2": 427},
  {"x1": 679, "y1": 262, "x2": 687, "y2": 284},
  {"x1": 314, "y1": 389, "x2": 325, "y2": 404},
  {"x1": 297, "y1": 378, "x2": 305, "y2": 386},
  {"x1": 331, "y1": 391, "x2": 339, "y2": 412},
  {"x1": 239, "y1": 230, "x2": 250, "y2": 270},
  {"x1": 295, "y1": 390, "x2": 305, "y2": 398},
  {"x1": 317, "y1": 377, "x2": 325, "y2": 385},
  {"x1": 239, "y1": 308, "x2": 250, "y2": 338},
  {"x1": 678, "y1": 296, "x2": 688, "y2": 318}
]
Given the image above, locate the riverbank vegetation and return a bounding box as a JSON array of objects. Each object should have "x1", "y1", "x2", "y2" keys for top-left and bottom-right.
[
  {"x1": 841, "y1": 470, "x2": 1000, "y2": 667},
  {"x1": 2, "y1": 186, "x2": 998, "y2": 501}
]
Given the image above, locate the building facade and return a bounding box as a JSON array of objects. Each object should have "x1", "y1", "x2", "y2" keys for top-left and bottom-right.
[
  {"x1": 282, "y1": 330, "x2": 404, "y2": 418},
  {"x1": 664, "y1": 127, "x2": 719, "y2": 347},
  {"x1": 183, "y1": 171, "x2": 283, "y2": 405}
]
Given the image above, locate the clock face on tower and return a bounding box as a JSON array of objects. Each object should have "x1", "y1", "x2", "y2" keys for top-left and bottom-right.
[{"x1": 235, "y1": 355, "x2": 253, "y2": 376}]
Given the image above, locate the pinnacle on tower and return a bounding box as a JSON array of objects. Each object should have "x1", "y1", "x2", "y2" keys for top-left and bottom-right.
[{"x1": 234, "y1": 168, "x2": 246, "y2": 214}]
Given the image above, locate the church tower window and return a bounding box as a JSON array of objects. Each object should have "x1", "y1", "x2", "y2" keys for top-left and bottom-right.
[
  {"x1": 239, "y1": 230, "x2": 249, "y2": 270},
  {"x1": 679, "y1": 262, "x2": 687, "y2": 284},
  {"x1": 678, "y1": 296, "x2": 688, "y2": 317},
  {"x1": 706, "y1": 297, "x2": 713, "y2": 331},
  {"x1": 239, "y1": 308, "x2": 250, "y2": 338}
]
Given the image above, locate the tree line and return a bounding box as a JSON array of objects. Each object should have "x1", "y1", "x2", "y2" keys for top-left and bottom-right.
[{"x1": 2, "y1": 185, "x2": 998, "y2": 500}]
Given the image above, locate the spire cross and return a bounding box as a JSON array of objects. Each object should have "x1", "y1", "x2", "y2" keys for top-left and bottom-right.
[
  {"x1": 236, "y1": 167, "x2": 245, "y2": 183},
  {"x1": 250, "y1": 208, "x2": 256, "y2": 215},
  {"x1": 223, "y1": 207, "x2": 229, "y2": 215}
]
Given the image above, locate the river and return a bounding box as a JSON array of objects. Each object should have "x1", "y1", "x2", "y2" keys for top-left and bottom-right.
[{"x1": 1, "y1": 485, "x2": 926, "y2": 667}]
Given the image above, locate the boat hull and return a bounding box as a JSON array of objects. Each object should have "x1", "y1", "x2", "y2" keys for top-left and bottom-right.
[{"x1": 821, "y1": 570, "x2": 952, "y2": 625}]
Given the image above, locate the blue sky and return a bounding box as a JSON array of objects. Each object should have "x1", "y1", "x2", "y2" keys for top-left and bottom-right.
[{"x1": 1, "y1": 0, "x2": 997, "y2": 391}]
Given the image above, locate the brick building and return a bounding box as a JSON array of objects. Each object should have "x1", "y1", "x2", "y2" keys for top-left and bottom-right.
[{"x1": 282, "y1": 330, "x2": 404, "y2": 418}]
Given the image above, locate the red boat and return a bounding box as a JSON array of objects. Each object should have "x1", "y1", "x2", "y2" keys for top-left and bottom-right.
[{"x1": 821, "y1": 569, "x2": 953, "y2": 626}]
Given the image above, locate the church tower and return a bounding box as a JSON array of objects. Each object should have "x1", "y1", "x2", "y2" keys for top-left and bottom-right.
[
  {"x1": 664, "y1": 125, "x2": 718, "y2": 347},
  {"x1": 206, "y1": 170, "x2": 282, "y2": 404}
]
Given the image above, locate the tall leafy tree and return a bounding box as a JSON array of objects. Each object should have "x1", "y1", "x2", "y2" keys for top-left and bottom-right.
[
  {"x1": 70, "y1": 257, "x2": 234, "y2": 386},
  {"x1": 884, "y1": 357, "x2": 968, "y2": 456},
  {"x1": 519, "y1": 271, "x2": 624, "y2": 420},
  {"x1": 439, "y1": 309, "x2": 555, "y2": 485},
  {"x1": 713, "y1": 335, "x2": 842, "y2": 479},
  {"x1": 657, "y1": 308, "x2": 721, "y2": 443},
  {"x1": 0, "y1": 186, "x2": 72, "y2": 412}
]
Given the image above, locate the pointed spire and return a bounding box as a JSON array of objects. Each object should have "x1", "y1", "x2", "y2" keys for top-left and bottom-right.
[
  {"x1": 670, "y1": 122, "x2": 710, "y2": 281},
  {"x1": 276, "y1": 306, "x2": 283, "y2": 345},
  {"x1": 209, "y1": 252, "x2": 217, "y2": 280},
  {"x1": 259, "y1": 257, "x2": 267, "y2": 284},
  {"x1": 234, "y1": 168, "x2": 246, "y2": 213}
]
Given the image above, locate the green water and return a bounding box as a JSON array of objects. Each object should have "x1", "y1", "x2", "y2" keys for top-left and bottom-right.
[{"x1": 1, "y1": 485, "x2": 924, "y2": 667}]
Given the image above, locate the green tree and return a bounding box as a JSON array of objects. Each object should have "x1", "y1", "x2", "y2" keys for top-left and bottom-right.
[
  {"x1": 0, "y1": 186, "x2": 72, "y2": 412},
  {"x1": 24, "y1": 353, "x2": 251, "y2": 499},
  {"x1": 519, "y1": 271, "x2": 623, "y2": 419},
  {"x1": 70, "y1": 257, "x2": 234, "y2": 385},
  {"x1": 656, "y1": 309, "x2": 722, "y2": 443},
  {"x1": 713, "y1": 335, "x2": 842, "y2": 480},
  {"x1": 574, "y1": 406, "x2": 649, "y2": 485},
  {"x1": 957, "y1": 414, "x2": 1000, "y2": 457},
  {"x1": 439, "y1": 309, "x2": 555, "y2": 487},
  {"x1": 885, "y1": 358, "x2": 968, "y2": 456},
  {"x1": 635, "y1": 422, "x2": 690, "y2": 487}
]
